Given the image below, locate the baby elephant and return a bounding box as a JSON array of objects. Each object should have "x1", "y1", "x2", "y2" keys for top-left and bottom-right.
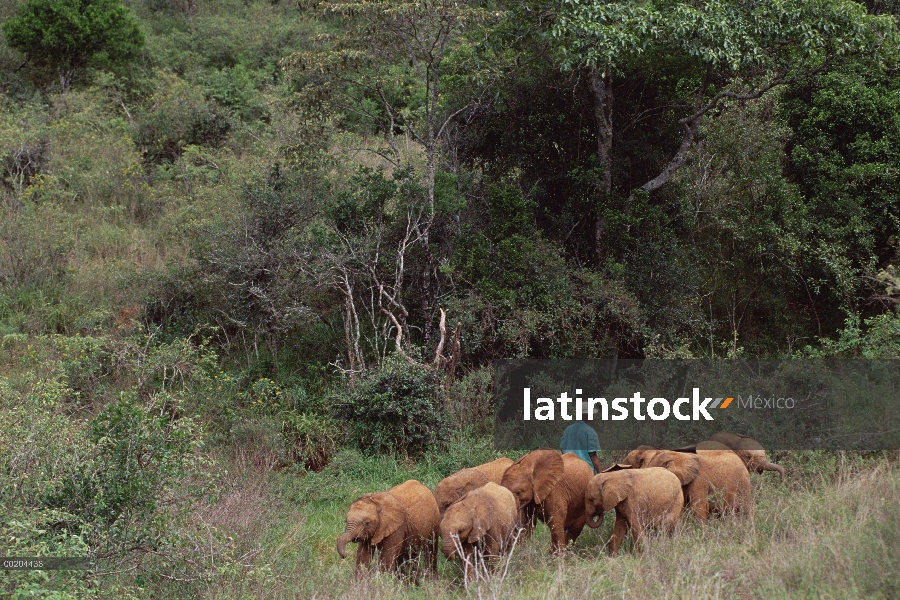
[
  {"x1": 584, "y1": 465, "x2": 683, "y2": 555},
  {"x1": 336, "y1": 479, "x2": 439, "y2": 578},
  {"x1": 440, "y1": 483, "x2": 518, "y2": 579}
]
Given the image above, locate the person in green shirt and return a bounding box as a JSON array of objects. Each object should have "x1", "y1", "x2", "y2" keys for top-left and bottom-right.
[{"x1": 560, "y1": 419, "x2": 602, "y2": 474}]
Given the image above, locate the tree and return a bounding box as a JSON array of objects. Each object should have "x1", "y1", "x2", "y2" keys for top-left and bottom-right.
[
  {"x1": 548, "y1": 0, "x2": 897, "y2": 264},
  {"x1": 2, "y1": 0, "x2": 144, "y2": 91},
  {"x1": 288, "y1": 0, "x2": 498, "y2": 349}
]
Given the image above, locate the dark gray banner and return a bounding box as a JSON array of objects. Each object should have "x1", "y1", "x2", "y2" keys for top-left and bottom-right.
[
  {"x1": 493, "y1": 359, "x2": 900, "y2": 450},
  {"x1": 0, "y1": 557, "x2": 95, "y2": 570}
]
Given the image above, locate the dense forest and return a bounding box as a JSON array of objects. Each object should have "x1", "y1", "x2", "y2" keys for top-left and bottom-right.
[{"x1": 2, "y1": 0, "x2": 900, "y2": 597}]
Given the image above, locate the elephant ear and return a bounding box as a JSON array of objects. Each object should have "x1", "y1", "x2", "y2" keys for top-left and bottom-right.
[
  {"x1": 467, "y1": 494, "x2": 495, "y2": 543},
  {"x1": 734, "y1": 437, "x2": 765, "y2": 451},
  {"x1": 372, "y1": 492, "x2": 406, "y2": 545},
  {"x1": 602, "y1": 463, "x2": 633, "y2": 472},
  {"x1": 600, "y1": 474, "x2": 630, "y2": 511},
  {"x1": 656, "y1": 452, "x2": 700, "y2": 486},
  {"x1": 673, "y1": 444, "x2": 699, "y2": 453},
  {"x1": 530, "y1": 451, "x2": 564, "y2": 505}
]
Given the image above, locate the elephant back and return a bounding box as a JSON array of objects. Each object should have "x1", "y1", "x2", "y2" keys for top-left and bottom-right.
[
  {"x1": 695, "y1": 451, "x2": 752, "y2": 510},
  {"x1": 630, "y1": 467, "x2": 684, "y2": 508},
  {"x1": 389, "y1": 479, "x2": 440, "y2": 541},
  {"x1": 435, "y1": 468, "x2": 491, "y2": 514},
  {"x1": 479, "y1": 482, "x2": 518, "y2": 534},
  {"x1": 474, "y1": 457, "x2": 514, "y2": 484}
]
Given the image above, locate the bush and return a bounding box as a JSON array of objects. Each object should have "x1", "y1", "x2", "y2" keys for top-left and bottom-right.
[
  {"x1": 333, "y1": 358, "x2": 448, "y2": 456},
  {"x1": 445, "y1": 365, "x2": 494, "y2": 433},
  {"x1": 136, "y1": 72, "x2": 231, "y2": 165},
  {"x1": 41, "y1": 392, "x2": 203, "y2": 550},
  {"x1": 0, "y1": 201, "x2": 73, "y2": 288},
  {"x1": 281, "y1": 410, "x2": 337, "y2": 472}
]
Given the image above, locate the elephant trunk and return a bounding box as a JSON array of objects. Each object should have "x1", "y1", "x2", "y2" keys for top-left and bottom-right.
[
  {"x1": 441, "y1": 536, "x2": 458, "y2": 561},
  {"x1": 336, "y1": 522, "x2": 363, "y2": 559},
  {"x1": 585, "y1": 504, "x2": 604, "y2": 529},
  {"x1": 763, "y1": 461, "x2": 785, "y2": 478}
]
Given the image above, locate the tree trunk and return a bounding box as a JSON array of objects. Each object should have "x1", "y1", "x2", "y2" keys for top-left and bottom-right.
[
  {"x1": 588, "y1": 68, "x2": 613, "y2": 268},
  {"x1": 421, "y1": 66, "x2": 440, "y2": 346}
]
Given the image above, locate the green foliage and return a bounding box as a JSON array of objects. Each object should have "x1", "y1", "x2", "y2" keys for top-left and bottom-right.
[
  {"x1": 42, "y1": 392, "x2": 200, "y2": 540},
  {"x1": 783, "y1": 60, "x2": 900, "y2": 279},
  {"x1": 0, "y1": 200, "x2": 73, "y2": 289},
  {"x1": 3, "y1": 1, "x2": 900, "y2": 595},
  {"x1": 0, "y1": 101, "x2": 48, "y2": 196},
  {"x1": 450, "y1": 184, "x2": 643, "y2": 358},
  {"x1": 184, "y1": 163, "x2": 329, "y2": 363},
  {"x1": 0, "y1": 509, "x2": 92, "y2": 599},
  {"x1": 2, "y1": 0, "x2": 144, "y2": 90},
  {"x1": 136, "y1": 72, "x2": 231, "y2": 164},
  {"x1": 333, "y1": 358, "x2": 448, "y2": 456},
  {"x1": 201, "y1": 64, "x2": 268, "y2": 123},
  {"x1": 552, "y1": 0, "x2": 896, "y2": 75},
  {"x1": 281, "y1": 410, "x2": 338, "y2": 471}
]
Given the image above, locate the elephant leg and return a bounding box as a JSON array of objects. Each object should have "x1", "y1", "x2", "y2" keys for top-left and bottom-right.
[
  {"x1": 519, "y1": 504, "x2": 537, "y2": 540},
  {"x1": 377, "y1": 531, "x2": 405, "y2": 573},
  {"x1": 545, "y1": 508, "x2": 569, "y2": 555},
  {"x1": 566, "y1": 521, "x2": 585, "y2": 545},
  {"x1": 462, "y1": 548, "x2": 474, "y2": 583},
  {"x1": 483, "y1": 536, "x2": 500, "y2": 560},
  {"x1": 723, "y1": 488, "x2": 738, "y2": 515},
  {"x1": 428, "y1": 536, "x2": 438, "y2": 576},
  {"x1": 355, "y1": 543, "x2": 373, "y2": 578},
  {"x1": 665, "y1": 513, "x2": 678, "y2": 537},
  {"x1": 608, "y1": 512, "x2": 629, "y2": 555},
  {"x1": 631, "y1": 520, "x2": 648, "y2": 552},
  {"x1": 549, "y1": 520, "x2": 567, "y2": 554},
  {"x1": 689, "y1": 484, "x2": 709, "y2": 524}
]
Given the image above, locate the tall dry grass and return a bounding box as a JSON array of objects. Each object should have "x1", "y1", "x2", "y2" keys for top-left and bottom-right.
[{"x1": 194, "y1": 454, "x2": 900, "y2": 600}]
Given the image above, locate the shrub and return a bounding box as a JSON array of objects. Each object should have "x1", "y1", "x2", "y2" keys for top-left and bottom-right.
[
  {"x1": 445, "y1": 365, "x2": 494, "y2": 433},
  {"x1": 333, "y1": 358, "x2": 448, "y2": 456},
  {"x1": 136, "y1": 72, "x2": 231, "y2": 165},
  {"x1": 0, "y1": 201, "x2": 73, "y2": 289},
  {"x1": 41, "y1": 391, "x2": 204, "y2": 551},
  {"x1": 0, "y1": 508, "x2": 92, "y2": 599},
  {"x1": 281, "y1": 410, "x2": 337, "y2": 472}
]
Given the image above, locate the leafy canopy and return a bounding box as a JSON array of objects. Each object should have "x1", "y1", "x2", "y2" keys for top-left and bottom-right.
[
  {"x1": 2, "y1": 0, "x2": 144, "y2": 89},
  {"x1": 552, "y1": 0, "x2": 897, "y2": 75}
]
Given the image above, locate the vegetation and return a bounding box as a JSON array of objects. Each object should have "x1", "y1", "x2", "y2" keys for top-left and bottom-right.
[
  {"x1": 1, "y1": 0, "x2": 900, "y2": 597},
  {"x1": 3, "y1": 0, "x2": 144, "y2": 91}
]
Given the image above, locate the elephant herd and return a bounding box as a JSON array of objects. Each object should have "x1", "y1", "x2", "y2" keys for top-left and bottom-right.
[{"x1": 335, "y1": 431, "x2": 783, "y2": 578}]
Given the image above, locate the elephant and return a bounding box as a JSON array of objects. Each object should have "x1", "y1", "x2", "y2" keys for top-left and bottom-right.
[
  {"x1": 584, "y1": 464, "x2": 683, "y2": 555},
  {"x1": 709, "y1": 431, "x2": 784, "y2": 477},
  {"x1": 440, "y1": 482, "x2": 518, "y2": 579},
  {"x1": 434, "y1": 457, "x2": 514, "y2": 516},
  {"x1": 644, "y1": 449, "x2": 751, "y2": 523},
  {"x1": 336, "y1": 479, "x2": 440, "y2": 577},
  {"x1": 500, "y1": 449, "x2": 594, "y2": 554}
]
